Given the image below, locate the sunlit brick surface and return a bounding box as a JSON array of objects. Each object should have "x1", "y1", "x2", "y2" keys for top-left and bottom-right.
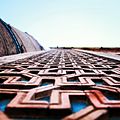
[{"x1": 0, "y1": 49, "x2": 120, "y2": 119}]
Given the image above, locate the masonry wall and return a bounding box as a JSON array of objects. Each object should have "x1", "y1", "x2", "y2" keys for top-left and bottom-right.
[
  {"x1": 0, "y1": 19, "x2": 44, "y2": 56},
  {"x1": 11, "y1": 27, "x2": 44, "y2": 52},
  {"x1": 0, "y1": 21, "x2": 17, "y2": 56}
]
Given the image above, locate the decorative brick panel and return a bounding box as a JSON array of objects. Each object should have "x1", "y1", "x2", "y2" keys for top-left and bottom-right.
[{"x1": 0, "y1": 49, "x2": 120, "y2": 119}]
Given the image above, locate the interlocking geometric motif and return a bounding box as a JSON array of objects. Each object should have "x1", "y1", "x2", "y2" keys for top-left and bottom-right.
[{"x1": 0, "y1": 49, "x2": 120, "y2": 119}]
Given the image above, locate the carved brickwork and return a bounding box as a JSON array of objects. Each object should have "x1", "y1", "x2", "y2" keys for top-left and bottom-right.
[{"x1": 0, "y1": 49, "x2": 120, "y2": 119}]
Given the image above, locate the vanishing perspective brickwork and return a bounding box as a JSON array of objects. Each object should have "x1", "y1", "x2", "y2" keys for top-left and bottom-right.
[{"x1": 0, "y1": 49, "x2": 120, "y2": 119}]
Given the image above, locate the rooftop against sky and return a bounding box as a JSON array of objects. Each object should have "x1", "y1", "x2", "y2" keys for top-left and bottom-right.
[{"x1": 1, "y1": 0, "x2": 120, "y2": 48}]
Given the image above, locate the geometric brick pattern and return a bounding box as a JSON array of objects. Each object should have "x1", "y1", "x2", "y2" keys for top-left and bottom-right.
[{"x1": 0, "y1": 49, "x2": 120, "y2": 119}]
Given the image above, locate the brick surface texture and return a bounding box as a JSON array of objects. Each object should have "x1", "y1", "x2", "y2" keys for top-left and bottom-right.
[
  {"x1": 0, "y1": 22, "x2": 17, "y2": 56},
  {"x1": 0, "y1": 19, "x2": 44, "y2": 56},
  {"x1": 0, "y1": 49, "x2": 120, "y2": 120}
]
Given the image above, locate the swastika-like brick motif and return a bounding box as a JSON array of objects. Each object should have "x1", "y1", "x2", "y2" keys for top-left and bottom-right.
[{"x1": 0, "y1": 49, "x2": 120, "y2": 119}]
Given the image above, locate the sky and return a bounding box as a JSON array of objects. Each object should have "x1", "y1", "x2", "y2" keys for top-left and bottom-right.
[{"x1": 0, "y1": 0, "x2": 120, "y2": 48}]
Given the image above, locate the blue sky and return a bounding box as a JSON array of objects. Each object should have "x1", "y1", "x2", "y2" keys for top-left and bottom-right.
[{"x1": 1, "y1": 0, "x2": 120, "y2": 48}]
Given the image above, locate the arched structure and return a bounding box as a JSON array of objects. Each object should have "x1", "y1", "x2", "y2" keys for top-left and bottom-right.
[{"x1": 0, "y1": 19, "x2": 44, "y2": 56}]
